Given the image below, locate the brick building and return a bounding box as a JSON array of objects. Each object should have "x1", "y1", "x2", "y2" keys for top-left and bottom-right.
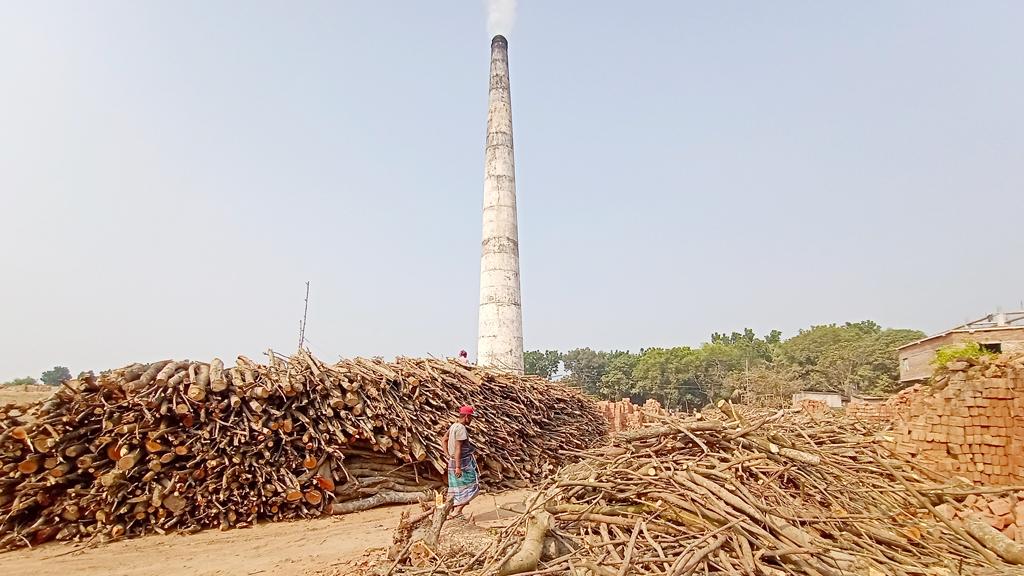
[{"x1": 897, "y1": 311, "x2": 1024, "y2": 383}]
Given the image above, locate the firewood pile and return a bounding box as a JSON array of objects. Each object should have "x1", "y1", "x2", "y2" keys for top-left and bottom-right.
[
  {"x1": 0, "y1": 350, "x2": 607, "y2": 550},
  {"x1": 892, "y1": 352, "x2": 1024, "y2": 485},
  {"x1": 595, "y1": 398, "x2": 667, "y2": 433},
  {"x1": 392, "y1": 407, "x2": 1024, "y2": 575}
]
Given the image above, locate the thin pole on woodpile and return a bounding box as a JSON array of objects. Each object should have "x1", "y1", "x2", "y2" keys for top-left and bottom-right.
[{"x1": 298, "y1": 281, "x2": 310, "y2": 349}]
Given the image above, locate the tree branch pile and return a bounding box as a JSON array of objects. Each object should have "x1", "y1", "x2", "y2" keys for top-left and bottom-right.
[
  {"x1": 396, "y1": 409, "x2": 1024, "y2": 575},
  {"x1": 0, "y1": 350, "x2": 607, "y2": 550}
]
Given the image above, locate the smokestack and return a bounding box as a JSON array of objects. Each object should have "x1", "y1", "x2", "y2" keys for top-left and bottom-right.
[{"x1": 477, "y1": 34, "x2": 524, "y2": 374}]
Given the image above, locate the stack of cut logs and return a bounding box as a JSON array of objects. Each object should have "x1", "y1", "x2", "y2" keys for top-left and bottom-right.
[
  {"x1": 0, "y1": 351, "x2": 607, "y2": 549},
  {"x1": 595, "y1": 398, "x2": 666, "y2": 433},
  {"x1": 394, "y1": 408, "x2": 1024, "y2": 575},
  {"x1": 893, "y1": 352, "x2": 1024, "y2": 485}
]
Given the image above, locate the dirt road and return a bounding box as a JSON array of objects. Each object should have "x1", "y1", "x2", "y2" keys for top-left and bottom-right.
[{"x1": 0, "y1": 490, "x2": 531, "y2": 576}]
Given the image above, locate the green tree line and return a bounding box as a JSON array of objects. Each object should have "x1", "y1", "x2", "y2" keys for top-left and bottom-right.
[
  {"x1": 525, "y1": 321, "x2": 924, "y2": 409},
  {"x1": 1, "y1": 366, "x2": 72, "y2": 387}
]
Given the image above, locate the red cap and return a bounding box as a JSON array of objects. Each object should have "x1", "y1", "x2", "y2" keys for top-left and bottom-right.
[{"x1": 459, "y1": 405, "x2": 474, "y2": 416}]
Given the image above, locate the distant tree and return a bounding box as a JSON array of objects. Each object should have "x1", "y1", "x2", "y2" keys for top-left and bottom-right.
[
  {"x1": 690, "y1": 343, "x2": 747, "y2": 403},
  {"x1": 633, "y1": 347, "x2": 702, "y2": 409},
  {"x1": 523, "y1": 350, "x2": 561, "y2": 379},
  {"x1": 727, "y1": 364, "x2": 801, "y2": 408},
  {"x1": 598, "y1": 351, "x2": 639, "y2": 400},
  {"x1": 40, "y1": 366, "x2": 72, "y2": 386},
  {"x1": 561, "y1": 348, "x2": 611, "y2": 395},
  {"x1": 537, "y1": 321, "x2": 922, "y2": 406},
  {"x1": 859, "y1": 328, "x2": 928, "y2": 394},
  {"x1": 780, "y1": 322, "x2": 925, "y2": 395},
  {"x1": 709, "y1": 328, "x2": 781, "y2": 365},
  {"x1": 2, "y1": 377, "x2": 37, "y2": 387}
]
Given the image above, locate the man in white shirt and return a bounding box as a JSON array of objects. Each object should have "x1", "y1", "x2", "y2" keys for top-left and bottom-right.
[{"x1": 440, "y1": 405, "x2": 479, "y2": 518}]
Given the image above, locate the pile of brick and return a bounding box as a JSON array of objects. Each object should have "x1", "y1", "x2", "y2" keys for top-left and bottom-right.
[
  {"x1": 935, "y1": 491, "x2": 1024, "y2": 544},
  {"x1": 596, "y1": 398, "x2": 667, "y2": 433},
  {"x1": 844, "y1": 400, "x2": 892, "y2": 422},
  {"x1": 795, "y1": 399, "x2": 828, "y2": 415},
  {"x1": 892, "y1": 353, "x2": 1024, "y2": 485},
  {"x1": 845, "y1": 385, "x2": 923, "y2": 422}
]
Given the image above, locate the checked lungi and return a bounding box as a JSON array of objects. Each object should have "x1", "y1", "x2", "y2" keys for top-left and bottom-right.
[{"x1": 447, "y1": 453, "x2": 480, "y2": 506}]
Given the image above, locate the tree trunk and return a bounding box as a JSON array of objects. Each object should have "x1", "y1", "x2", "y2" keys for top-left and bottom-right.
[
  {"x1": 497, "y1": 510, "x2": 553, "y2": 576},
  {"x1": 330, "y1": 490, "x2": 429, "y2": 514},
  {"x1": 963, "y1": 516, "x2": 1024, "y2": 564}
]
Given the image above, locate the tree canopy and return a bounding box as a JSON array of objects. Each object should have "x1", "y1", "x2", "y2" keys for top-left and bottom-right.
[
  {"x1": 523, "y1": 350, "x2": 561, "y2": 379},
  {"x1": 1, "y1": 377, "x2": 38, "y2": 387},
  {"x1": 523, "y1": 321, "x2": 924, "y2": 408},
  {"x1": 40, "y1": 366, "x2": 72, "y2": 386}
]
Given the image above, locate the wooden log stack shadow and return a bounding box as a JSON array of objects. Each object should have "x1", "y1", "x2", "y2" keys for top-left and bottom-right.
[{"x1": 0, "y1": 350, "x2": 607, "y2": 550}]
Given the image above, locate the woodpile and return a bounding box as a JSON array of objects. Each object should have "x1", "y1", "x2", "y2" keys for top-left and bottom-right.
[
  {"x1": 893, "y1": 352, "x2": 1024, "y2": 485},
  {"x1": 595, "y1": 398, "x2": 666, "y2": 433},
  {"x1": 0, "y1": 350, "x2": 607, "y2": 550},
  {"x1": 392, "y1": 407, "x2": 1024, "y2": 575}
]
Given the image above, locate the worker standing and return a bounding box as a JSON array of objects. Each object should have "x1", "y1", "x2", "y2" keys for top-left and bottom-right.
[{"x1": 440, "y1": 405, "x2": 480, "y2": 519}]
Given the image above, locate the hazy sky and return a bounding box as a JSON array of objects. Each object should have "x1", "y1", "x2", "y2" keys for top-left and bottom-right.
[{"x1": 2, "y1": 2, "x2": 1023, "y2": 381}]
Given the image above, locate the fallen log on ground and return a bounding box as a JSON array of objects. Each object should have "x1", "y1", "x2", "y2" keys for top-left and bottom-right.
[
  {"x1": 497, "y1": 509, "x2": 552, "y2": 576},
  {"x1": 964, "y1": 516, "x2": 1024, "y2": 565},
  {"x1": 0, "y1": 351, "x2": 607, "y2": 550}
]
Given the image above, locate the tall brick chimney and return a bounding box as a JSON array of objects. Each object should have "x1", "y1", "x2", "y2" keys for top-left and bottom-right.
[{"x1": 477, "y1": 35, "x2": 523, "y2": 374}]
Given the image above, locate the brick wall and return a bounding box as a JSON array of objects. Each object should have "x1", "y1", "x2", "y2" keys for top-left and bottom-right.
[
  {"x1": 596, "y1": 398, "x2": 667, "y2": 433},
  {"x1": 892, "y1": 356, "x2": 1024, "y2": 485}
]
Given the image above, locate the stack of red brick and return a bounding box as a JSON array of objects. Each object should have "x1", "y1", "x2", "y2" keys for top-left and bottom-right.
[
  {"x1": 795, "y1": 399, "x2": 828, "y2": 415},
  {"x1": 892, "y1": 353, "x2": 1024, "y2": 485},
  {"x1": 844, "y1": 400, "x2": 892, "y2": 422},
  {"x1": 596, "y1": 398, "x2": 667, "y2": 433},
  {"x1": 934, "y1": 491, "x2": 1024, "y2": 544},
  {"x1": 845, "y1": 385, "x2": 923, "y2": 422}
]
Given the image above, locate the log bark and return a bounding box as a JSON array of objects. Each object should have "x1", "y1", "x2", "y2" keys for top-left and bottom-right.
[
  {"x1": 612, "y1": 421, "x2": 722, "y2": 444},
  {"x1": 210, "y1": 358, "x2": 227, "y2": 393},
  {"x1": 423, "y1": 499, "x2": 453, "y2": 550},
  {"x1": 497, "y1": 510, "x2": 553, "y2": 576},
  {"x1": 331, "y1": 490, "x2": 429, "y2": 514},
  {"x1": 188, "y1": 364, "x2": 209, "y2": 402},
  {"x1": 964, "y1": 517, "x2": 1024, "y2": 564}
]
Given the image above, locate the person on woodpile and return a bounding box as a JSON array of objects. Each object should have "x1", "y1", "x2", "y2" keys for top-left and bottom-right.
[
  {"x1": 458, "y1": 349, "x2": 468, "y2": 361},
  {"x1": 441, "y1": 405, "x2": 479, "y2": 520}
]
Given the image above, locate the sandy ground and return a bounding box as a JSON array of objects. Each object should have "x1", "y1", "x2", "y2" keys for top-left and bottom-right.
[
  {"x1": 0, "y1": 489, "x2": 532, "y2": 576},
  {"x1": 0, "y1": 386, "x2": 54, "y2": 406}
]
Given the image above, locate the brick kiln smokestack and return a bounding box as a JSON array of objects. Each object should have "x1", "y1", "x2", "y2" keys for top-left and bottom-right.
[{"x1": 477, "y1": 34, "x2": 524, "y2": 374}]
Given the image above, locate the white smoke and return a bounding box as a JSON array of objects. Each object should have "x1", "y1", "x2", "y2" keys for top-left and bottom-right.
[{"x1": 486, "y1": 0, "x2": 517, "y2": 37}]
